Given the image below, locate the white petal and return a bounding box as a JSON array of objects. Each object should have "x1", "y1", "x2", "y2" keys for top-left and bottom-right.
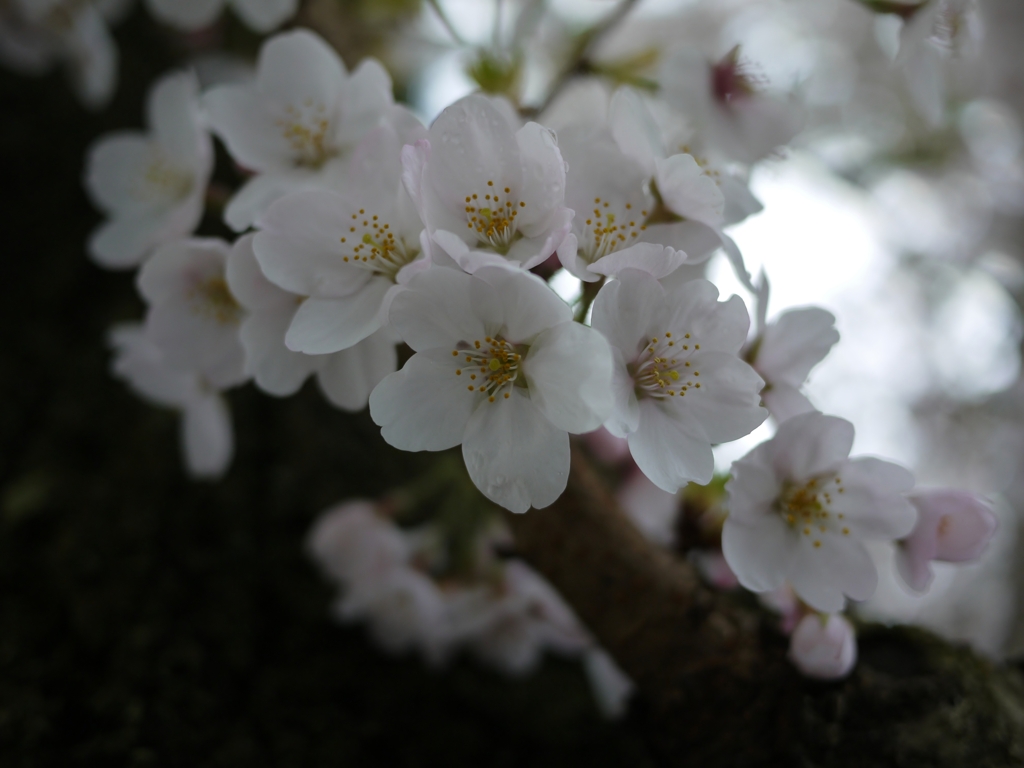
[
  {"x1": 721, "y1": 517, "x2": 793, "y2": 593},
  {"x1": 369, "y1": 348, "x2": 478, "y2": 451},
  {"x1": 761, "y1": 384, "x2": 816, "y2": 424},
  {"x1": 725, "y1": 445, "x2": 780, "y2": 523},
  {"x1": 771, "y1": 412, "x2": 854, "y2": 481},
  {"x1": 524, "y1": 322, "x2": 613, "y2": 434},
  {"x1": 588, "y1": 243, "x2": 688, "y2": 280},
  {"x1": 88, "y1": 214, "x2": 166, "y2": 269},
  {"x1": 604, "y1": 351, "x2": 640, "y2": 437},
  {"x1": 147, "y1": 71, "x2": 207, "y2": 170},
  {"x1": 471, "y1": 266, "x2": 571, "y2": 342},
  {"x1": 84, "y1": 132, "x2": 154, "y2": 213},
  {"x1": 387, "y1": 267, "x2": 485, "y2": 351},
  {"x1": 591, "y1": 270, "x2": 664, "y2": 358},
  {"x1": 181, "y1": 392, "x2": 233, "y2": 479},
  {"x1": 462, "y1": 390, "x2": 569, "y2": 513},
  {"x1": 514, "y1": 121, "x2": 566, "y2": 236},
  {"x1": 628, "y1": 403, "x2": 713, "y2": 492},
  {"x1": 679, "y1": 351, "x2": 766, "y2": 443},
  {"x1": 137, "y1": 237, "x2": 229, "y2": 304},
  {"x1": 655, "y1": 154, "x2": 724, "y2": 227},
  {"x1": 226, "y1": 233, "x2": 294, "y2": 310},
  {"x1": 335, "y1": 58, "x2": 394, "y2": 146},
  {"x1": 317, "y1": 330, "x2": 397, "y2": 411},
  {"x1": 240, "y1": 307, "x2": 316, "y2": 396},
  {"x1": 660, "y1": 280, "x2": 749, "y2": 354},
  {"x1": 145, "y1": 0, "x2": 223, "y2": 30},
  {"x1": 256, "y1": 29, "x2": 345, "y2": 109},
  {"x1": 756, "y1": 307, "x2": 839, "y2": 388},
  {"x1": 231, "y1": 0, "x2": 297, "y2": 32},
  {"x1": 203, "y1": 85, "x2": 293, "y2": 173},
  {"x1": 788, "y1": 537, "x2": 877, "y2": 613},
  {"x1": 285, "y1": 281, "x2": 389, "y2": 354},
  {"x1": 608, "y1": 87, "x2": 662, "y2": 174}
]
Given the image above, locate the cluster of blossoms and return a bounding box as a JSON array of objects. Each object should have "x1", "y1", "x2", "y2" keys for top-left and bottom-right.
[{"x1": 69, "y1": 1, "x2": 1004, "y2": 692}]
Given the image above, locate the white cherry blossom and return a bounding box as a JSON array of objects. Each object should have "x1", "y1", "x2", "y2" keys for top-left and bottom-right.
[
  {"x1": 896, "y1": 488, "x2": 998, "y2": 593},
  {"x1": 788, "y1": 613, "x2": 857, "y2": 681},
  {"x1": 369, "y1": 265, "x2": 614, "y2": 513},
  {"x1": 136, "y1": 238, "x2": 248, "y2": 389},
  {"x1": 226, "y1": 233, "x2": 397, "y2": 410},
  {"x1": 0, "y1": 0, "x2": 129, "y2": 109},
  {"x1": 660, "y1": 45, "x2": 803, "y2": 165},
  {"x1": 84, "y1": 71, "x2": 212, "y2": 268},
  {"x1": 204, "y1": 29, "x2": 403, "y2": 231},
  {"x1": 252, "y1": 118, "x2": 427, "y2": 355},
  {"x1": 722, "y1": 412, "x2": 917, "y2": 613},
  {"x1": 591, "y1": 269, "x2": 766, "y2": 492},
  {"x1": 108, "y1": 323, "x2": 234, "y2": 479},
  {"x1": 144, "y1": 0, "x2": 297, "y2": 33},
  {"x1": 401, "y1": 94, "x2": 573, "y2": 274}
]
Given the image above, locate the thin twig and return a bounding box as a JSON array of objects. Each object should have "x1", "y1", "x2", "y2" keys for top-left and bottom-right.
[{"x1": 426, "y1": 0, "x2": 467, "y2": 47}]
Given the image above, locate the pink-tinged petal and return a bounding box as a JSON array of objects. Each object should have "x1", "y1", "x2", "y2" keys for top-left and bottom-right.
[
  {"x1": 588, "y1": 243, "x2": 689, "y2": 280},
  {"x1": 770, "y1": 412, "x2": 854, "y2": 481},
  {"x1": 655, "y1": 153, "x2": 724, "y2": 227},
  {"x1": 285, "y1": 281, "x2": 389, "y2": 354},
  {"x1": 514, "y1": 122, "x2": 566, "y2": 236},
  {"x1": 254, "y1": 189, "x2": 371, "y2": 297},
  {"x1": 471, "y1": 266, "x2": 571, "y2": 342},
  {"x1": 369, "y1": 348, "x2": 478, "y2": 451},
  {"x1": 909, "y1": 489, "x2": 998, "y2": 563},
  {"x1": 462, "y1": 389, "x2": 569, "y2": 513},
  {"x1": 180, "y1": 392, "x2": 233, "y2": 480},
  {"x1": 145, "y1": 0, "x2": 221, "y2": 29},
  {"x1": 523, "y1": 322, "x2": 613, "y2": 434},
  {"x1": 721, "y1": 516, "x2": 794, "y2": 594},
  {"x1": 628, "y1": 403, "x2": 713, "y2": 492},
  {"x1": 256, "y1": 29, "x2": 346, "y2": 108},
  {"x1": 788, "y1": 537, "x2": 877, "y2": 613},
  {"x1": 387, "y1": 267, "x2": 486, "y2": 351},
  {"x1": 317, "y1": 330, "x2": 397, "y2": 411},
  {"x1": 756, "y1": 307, "x2": 839, "y2": 388},
  {"x1": 895, "y1": 543, "x2": 936, "y2": 594},
  {"x1": 426, "y1": 95, "x2": 522, "y2": 216},
  {"x1": 761, "y1": 384, "x2": 816, "y2": 424},
  {"x1": 204, "y1": 86, "x2": 293, "y2": 173},
  {"x1": 226, "y1": 233, "x2": 294, "y2": 311},
  {"x1": 675, "y1": 350, "x2": 766, "y2": 443},
  {"x1": 591, "y1": 270, "x2": 664, "y2": 358},
  {"x1": 231, "y1": 0, "x2": 297, "y2": 32},
  {"x1": 788, "y1": 614, "x2": 857, "y2": 681}
]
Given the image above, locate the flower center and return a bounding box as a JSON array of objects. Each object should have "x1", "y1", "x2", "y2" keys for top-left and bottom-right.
[
  {"x1": 190, "y1": 277, "x2": 243, "y2": 325},
  {"x1": 579, "y1": 197, "x2": 648, "y2": 263},
  {"x1": 278, "y1": 101, "x2": 335, "y2": 169},
  {"x1": 451, "y1": 336, "x2": 524, "y2": 403},
  {"x1": 775, "y1": 475, "x2": 848, "y2": 549},
  {"x1": 141, "y1": 155, "x2": 194, "y2": 202},
  {"x1": 340, "y1": 209, "x2": 420, "y2": 282},
  {"x1": 631, "y1": 333, "x2": 701, "y2": 399},
  {"x1": 711, "y1": 46, "x2": 764, "y2": 106},
  {"x1": 463, "y1": 180, "x2": 526, "y2": 254}
]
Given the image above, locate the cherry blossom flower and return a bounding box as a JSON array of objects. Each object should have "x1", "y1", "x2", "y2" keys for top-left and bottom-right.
[
  {"x1": 896, "y1": 489, "x2": 998, "y2": 593},
  {"x1": 204, "y1": 30, "x2": 403, "y2": 231},
  {"x1": 722, "y1": 412, "x2": 916, "y2": 613},
  {"x1": 108, "y1": 323, "x2": 234, "y2": 478},
  {"x1": 136, "y1": 238, "x2": 248, "y2": 389},
  {"x1": 0, "y1": 0, "x2": 129, "y2": 109},
  {"x1": 660, "y1": 46, "x2": 803, "y2": 165},
  {"x1": 583, "y1": 648, "x2": 634, "y2": 719},
  {"x1": 144, "y1": 0, "x2": 297, "y2": 33},
  {"x1": 401, "y1": 94, "x2": 573, "y2": 274},
  {"x1": 369, "y1": 265, "x2": 614, "y2": 513},
  {"x1": 591, "y1": 269, "x2": 766, "y2": 492},
  {"x1": 84, "y1": 71, "x2": 212, "y2": 268},
  {"x1": 788, "y1": 613, "x2": 857, "y2": 680},
  {"x1": 746, "y1": 283, "x2": 840, "y2": 423},
  {"x1": 252, "y1": 119, "x2": 427, "y2": 355},
  {"x1": 226, "y1": 234, "x2": 397, "y2": 410}
]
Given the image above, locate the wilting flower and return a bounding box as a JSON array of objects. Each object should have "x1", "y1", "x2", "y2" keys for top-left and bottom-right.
[
  {"x1": 84, "y1": 71, "x2": 212, "y2": 268},
  {"x1": 204, "y1": 30, "x2": 402, "y2": 231},
  {"x1": 896, "y1": 488, "x2": 998, "y2": 593},
  {"x1": 722, "y1": 412, "x2": 916, "y2": 612},
  {"x1": 108, "y1": 323, "x2": 235, "y2": 478},
  {"x1": 226, "y1": 234, "x2": 397, "y2": 410},
  {"x1": 370, "y1": 265, "x2": 613, "y2": 513},
  {"x1": 144, "y1": 0, "x2": 297, "y2": 33},
  {"x1": 402, "y1": 94, "x2": 573, "y2": 274},
  {"x1": 591, "y1": 269, "x2": 766, "y2": 492},
  {"x1": 788, "y1": 613, "x2": 857, "y2": 680}
]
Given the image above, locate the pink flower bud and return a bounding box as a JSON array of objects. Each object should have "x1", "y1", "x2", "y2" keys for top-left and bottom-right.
[
  {"x1": 788, "y1": 613, "x2": 857, "y2": 680},
  {"x1": 896, "y1": 489, "x2": 998, "y2": 593}
]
